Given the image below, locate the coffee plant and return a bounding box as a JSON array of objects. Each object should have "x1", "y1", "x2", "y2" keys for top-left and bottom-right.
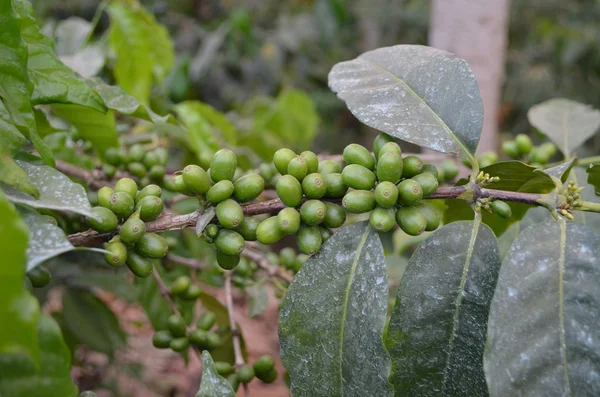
[{"x1": 1, "y1": 1, "x2": 600, "y2": 396}]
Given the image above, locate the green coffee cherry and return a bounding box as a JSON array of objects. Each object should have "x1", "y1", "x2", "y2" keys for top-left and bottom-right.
[
  {"x1": 205, "y1": 224, "x2": 219, "y2": 239},
  {"x1": 296, "y1": 225, "x2": 323, "y2": 255},
  {"x1": 143, "y1": 151, "x2": 160, "y2": 169},
  {"x1": 402, "y1": 156, "x2": 423, "y2": 178},
  {"x1": 128, "y1": 144, "x2": 145, "y2": 163},
  {"x1": 215, "y1": 362, "x2": 235, "y2": 376},
  {"x1": 41, "y1": 214, "x2": 59, "y2": 227},
  {"x1": 136, "y1": 184, "x2": 162, "y2": 204},
  {"x1": 412, "y1": 173, "x2": 438, "y2": 197},
  {"x1": 238, "y1": 364, "x2": 255, "y2": 383},
  {"x1": 27, "y1": 266, "x2": 51, "y2": 288},
  {"x1": 273, "y1": 148, "x2": 297, "y2": 175},
  {"x1": 478, "y1": 152, "x2": 498, "y2": 168},
  {"x1": 170, "y1": 337, "x2": 189, "y2": 352},
  {"x1": 149, "y1": 165, "x2": 166, "y2": 181},
  {"x1": 302, "y1": 173, "x2": 327, "y2": 199},
  {"x1": 210, "y1": 149, "x2": 237, "y2": 182},
  {"x1": 343, "y1": 143, "x2": 375, "y2": 170},
  {"x1": 396, "y1": 206, "x2": 427, "y2": 236},
  {"x1": 152, "y1": 331, "x2": 172, "y2": 349},
  {"x1": 135, "y1": 196, "x2": 164, "y2": 221},
  {"x1": 109, "y1": 192, "x2": 135, "y2": 219},
  {"x1": 280, "y1": 247, "x2": 297, "y2": 269},
  {"x1": 287, "y1": 156, "x2": 308, "y2": 181},
  {"x1": 207, "y1": 180, "x2": 235, "y2": 204},
  {"x1": 257, "y1": 216, "x2": 283, "y2": 245},
  {"x1": 300, "y1": 200, "x2": 327, "y2": 226},
  {"x1": 441, "y1": 159, "x2": 459, "y2": 181},
  {"x1": 126, "y1": 251, "x2": 153, "y2": 277},
  {"x1": 378, "y1": 142, "x2": 402, "y2": 159},
  {"x1": 320, "y1": 173, "x2": 345, "y2": 198},
  {"x1": 153, "y1": 147, "x2": 168, "y2": 166},
  {"x1": 276, "y1": 175, "x2": 303, "y2": 207},
  {"x1": 227, "y1": 374, "x2": 240, "y2": 392},
  {"x1": 170, "y1": 276, "x2": 192, "y2": 297},
  {"x1": 515, "y1": 134, "x2": 533, "y2": 155},
  {"x1": 342, "y1": 164, "x2": 376, "y2": 190},
  {"x1": 375, "y1": 181, "x2": 399, "y2": 208},
  {"x1": 373, "y1": 133, "x2": 393, "y2": 159},
  {"x1": 491, "y1": 200, "x2": 512, "y2": 218},
  {"x1": 300, "y1": 151, "x2": 319, "y2": 173},
  {"x1": 342, "y1": 190, "x2": 376, "y2": 213},
  {"x1": 127, "y1": 162, "x2": 146, "y2": 178},
  {"x1": 215, "y1": 229, "x2": 245, "y2": 256},
  {"x1": 114, "y1": 178, "x2": 138, "y2": 199},
  {"x1": 198, "y1": 312, "x2": 217, "y2": 331},
  {"x1": 258, "y1": 368, "x2": 278, "y2": 383},
  {"x1": 87, "y1": 206, "x2": 118, "y2": 232},
  {"x1": 167, "y1": 314, "x2": 187, "y2": 337},
  {"x1": 104, "y1": 147, "x2": 122, "y2": 165},
  {"x1": 119, "y1": 217, "x2": 146, "y2": 244},
  {"x1": 216, "y1": 251, "x2": 241, "y2": 270},
  {"x1": 397, "y1": 179, "x2": 423, "y2": 205},
  {"x1": 103, "y1": 164, "x2": 116, "y2": 178},
  {"x1": 216, "y1": 199, "x2": 244, "y2": 229},
  {"x1": 182, "y1": 165, "x2": 211, "y2": 194},
  {"x1": 189, "y1": 329, "x2": 209, "y2": 347},
  {"x1": 293, "y1": 254, "x2": 308, "y2": 273},
  {"x1": 318, "y1": 160, "x2": 341, "y2": 174},
  {"x1": 234, "y1": 258, "x2": 252, "y2": 277},
  {"x1": 369, "y1": 207, "x2": 396, "y2": 232},
  {"x1": 415, "y1": 203, "x2": 440, "y2": 231},
  {"x1": 529, "y1": 149, "x2": 550, "y2": 165},
  {"x1": 98, "y1": 187, "x2": 113, "y2": 208},
  {"x1": 206, "y1": 332, "x2": 221, "y2": 349},
  {"x1": 259, "y1": 162, "x2": 277, "y2": 182},
  {"x1": 319, "y1": 226, "x2": 333, "y2": 241},
  {"x1": 182, "y1": 284, "x2": 202, "y2": 300},
  {"x1": 235, "y1": 217, "x2": 259, "y2": 241},
  {"x1": 197, "y1": 149, "x2": 214, "y2": 170},
  {"x1": 135, "y1": 233, "x2": 168, "y2": 259},
  {"x1": 421, "y1": 164, "x2": 439, "y2": 179},
  {"x1": 253, "y1": 355, "x2": 275, "y2": 375},
  {"x1": 278, "y1": 207, "x2": 301, "y2": 235},
  {"x1": 104, "y1": 239, "x2": 127, "y2": 267},
  {"x1": 540, "y1": 142, "x2": 557, "y2": 157},
  {"x1": 376, "y1": 151, "x2": 403, "y2": 183},
  {"x1": 233, "y1": 173, "x2": 265, "y2": 202},
  {"x1": 323, "y1": 202, "x2": 346, "y2": 228},
  {"x1": 502, "y1": 140, "x2": 520, "y2": 159}
]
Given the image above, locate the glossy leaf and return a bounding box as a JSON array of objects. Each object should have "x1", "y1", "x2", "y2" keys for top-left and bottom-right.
[
  {"x1": 279, "y1": 222, "x2": 392, "y2": 397},
  {"x1": 62, "y1": 289, "x2": 126, "y2": 358},
  {"x1": 386, "y1": 220, "x2": 500, "y2": 396},
  {"x1": 528, "y1": 98, "x2": 600, "y2": 156},
  {"x1": 4, "y1": 160, "x2": 97, "y2": 218},
  {"x1": 0, "y1": 95, "x2": 26, "y2": 155},
  {"x1": 587, "y1": 163, "x2": 600, "y2": 196},
  {"x1": 247, "y1": 281, "x2": 268, "y2": 318},
  {"x1": 0, "y1": 314, "x2": 78, "y2": 397},
  {"x1": 195, "y1": 351, "x2": 236, "y2": 397},
  {"x1": 541, "y1": 159, "x2": 575, "y2": 183},
  {"x1": 485, "y1": 220, "x2": 600, "y2": 395},
  {"x1": 174, "y1": 101, "x2": 223, "y2": 155},
  {"x1": 13, "y1": 0, "x2": 105, "y2": 113},
  {"x1": 195, "y1": 207, "x2": 216, "y2": 236},
  {"x1": 329, "y1": 45, "x2": 483, "y2": 156},
  {"x1": 568, "y1": 167, "x2": 600, "y2": 229},
  {"x1": 0, "y1": 189, "x2": 40, "y2": 363},
  {"x1": 0, "y1": 153, "x2": 38, "y2": 197}
]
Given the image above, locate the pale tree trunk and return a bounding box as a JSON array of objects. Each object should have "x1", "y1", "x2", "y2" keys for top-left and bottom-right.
[{"x1": 429, "y1": 0, "x2": 511, "y2": 154}]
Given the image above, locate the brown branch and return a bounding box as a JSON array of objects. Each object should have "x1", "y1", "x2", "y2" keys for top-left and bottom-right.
[
  {"x1": 152, "y1": 267, "x2": 181, "y2": 317},
  {"x1": 165, "y1": 254, "x2": 207, "y2": 270},
  {"x1": 224, "y1": 271, "x2": 246, "y2": 368},
  {"x1": 243, "y1": 244, "x2": 293, "y2": 284},
  {"x1": 55, "y1": 160, "x2": 133, "y2": 190}
]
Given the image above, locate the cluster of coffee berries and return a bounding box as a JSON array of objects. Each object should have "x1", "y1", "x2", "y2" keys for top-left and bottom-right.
[
  {"x1": 475, "y1": 197, "x2": 512, "y2": 218},
  {"x1": 152, "y1": 311, "x2": 221, "y2": 353},
  {"x1": 85, "y1": 178, "x2": 167, "y2": 277},
  {"x1": 103, "y1": 145, "x2": 168, "y2": 183},
  {"x1": 277, "y1": 247, "x2": 309, "y2": 273},
  {"x1": 215, "y1": 354, "x2": 277, "y2": 391},
  {"x1": 502, "y1": 134, "x2": 557, "y2": 165}
]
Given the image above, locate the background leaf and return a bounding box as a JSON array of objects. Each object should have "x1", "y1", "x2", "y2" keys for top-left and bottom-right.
[
  {"x1": 4, "y1": 160, "x2": 96, "y2": 218},
  {"x1": 485, "y1": 220, "x2": 600, "y2": 395},
  {"x1": 195, "y1": 351, "x2": 236, "y2": 397},
  {"x1": 0, "y1": 154, "x2": 38, "y2": 197},
  {"x1": 386, "y1": 220, "x2": 501, "y2": 396},
  {"x1": 247, "y1": 281, "x2": 268, "y2": 318},
  {"x1": 328, "y1": 45, "x2": 483, "y2": 156},
  {"x1": 586, "y1": 163, "x2": 600, "y2": 196},
  {"x1": 528, "y1": 98, "x2": 600, "y2": 156},
  {"x1": 279, "y1": 222, "x2": 392, "y2": 397},
  {"x1": 0, "y1": 314, "x2": 78, "y2": 397}
]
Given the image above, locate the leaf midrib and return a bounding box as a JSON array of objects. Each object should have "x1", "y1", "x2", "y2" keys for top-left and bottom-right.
[
  {"x1": 558, "y1": 220, "x2": 571, "y2": 395},
  {"x1": 358, "y1": 58, "x2": 472, "y2": 156},
  {"x1": 338, "y1": 226, "x2": 371, "y2": 395}
]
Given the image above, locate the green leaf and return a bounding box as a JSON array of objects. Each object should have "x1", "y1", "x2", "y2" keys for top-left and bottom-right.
[
  {"x1": 386, "y1": 220, "x2": 500, "y2": 396},
  {"x1": 0, "y1": 154, "x2": 38, "y2": 197},
  {"x1": 541, "y1": 159, "x2": 576, "y2": 183},
  {"x1": 0, "y1": 96, "x2": 27, "y2": 155},
  {"x1": 528, "y1": 98, "x2": 600, "y2": 156},
  {"x1": 485, "y1": 220, "x2": 600, "y2": 395},
  {"x1": 0, "y1": 188, "x2": 40, "y2": 363},
  {"x1": 279, "y1": 222, "x2": 392, "y2": 397},
  {"x1": 62, "y1": 289, "x2": 126, "y2": 358},
  {"x1": 195, "y1": 351, "x2": 236, "y2": 397},
  {"x1": 329, "y1": 45, "x2": 483, "y2": 156},
  {"x1": 13, "y1": 0, "x2": 106, "y2": 113},
  {"x1": 195, "y1": 207, "x2": 215, "y2": 236},
  {"x1": 135, "y1": 272, "x2": 172, "y2": 331},
  {"x1": 247, "y1": 281, "x2": 268, "y2": 318},
  {"x1": 586, "y1": 163, "x2": 600, "y2": 196},
  {"x1": 3, "y1": 160, "x2": 97, "y2": 218},
  {"x1": 0, "y1": 314, "x2": 78, "y2": 397},
  {"x1": 174, "y1": 101, "x2": 224, "y2": 156},
  {"x1": 51, "y1": 105, "x2": 118, "y2": 157}
]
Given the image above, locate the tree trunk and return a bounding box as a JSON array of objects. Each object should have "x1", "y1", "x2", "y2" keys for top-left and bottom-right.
[{"x1": 429, "y1": 0, "x2": 511, "y2": 154}]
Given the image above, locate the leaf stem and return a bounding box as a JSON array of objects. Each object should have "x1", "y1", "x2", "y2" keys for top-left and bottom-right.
[{"x1": 577, "y1": 201, "x2": 600, "y2": 213}]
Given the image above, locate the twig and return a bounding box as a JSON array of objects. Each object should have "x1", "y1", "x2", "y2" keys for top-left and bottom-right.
[
  {"x1": 152, "y1": 267, "x2": 181, "y2": 317},
  {"x1": 243, "y1": 245, "x2": 293, "y2": 283},
  {"x1": 224, "y1": 272, "x2": 246, "y2": 368},
  {"x1": 55, "y1": 160, "x2": 132, "y2": 190},
  {"x1": 165, "y1": 254, "x2": 207, "y2": 270}
]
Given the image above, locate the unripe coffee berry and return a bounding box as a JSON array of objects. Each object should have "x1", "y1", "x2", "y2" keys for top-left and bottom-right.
[
  {"x1": 253, "y1": 355, "x2": 275, "y2": 375},
  {"x1": 342, "y1": 190, "x2": 376, "y2": 213},
  {"x1": 257, "y1": 216, "x2": 284, "y2": 245},
  {"x1": 198, "y1": 311, "x2": 217, "y2": 331},
  {"x1": 152, "y1": 331, "x2": 172, "y2": 349},
  {"x1": 318, "y1": 160, "x2": 341, "y2": 175},
  {"x1": 441, "y1": 159, "x2": 459, "y2": 181},
  {"x1": 396, "y1": 206, "x2": 427, "y2": 236},
  {"x1": 210, "y1": 149, "x2": 237, "y2": 182},
  {"x1": 279, "y1": 247, "x2": 297, "y2": 269},
  {"x1": 135, "y1": 233, "x2": 168, "y2": 259},
  {"x1": 375, "y1": 181, "x2": 399, "y2": 208},
  {"x1": 296, "y1": 225, "x2": 323, "y2": 255},
  {"x1": 104, "y1": 147, "x2": 121, "y2": 165},
  {"x1": 402, "y1": 155, "x2": 424, "y2": 178},
  {"x1": 126, "y1": 251, "x2": 153, "y2": 277},
  {"x1": 278, "y1": 207, "x2": 301, "y2": 235},
  {"x1": 98, "y1": 187, "x2": 113, "y2": 208},
  {"x1": 27, "y1": 266, "x2": 51, "y2": 288},
  {"x1": 128, "y1": 144, "x2": 145, "y2": 163},
  {"x1": 235, "y1": 216, "x2": 259, "y2": 241},
  {"x1": 109, "y1": 192, "x2": 135, "y2": 219},
  {"x1": 127, "y1": 162, "x2": 147, "y2": 178},
  {"x1": 119, "y1": 217, "x2": 146, "y2": 244},
  {"x1": 515, "y1": 134, "x2": 533, "y2": 155},
  {"x1": 114, "y1": 177, "x2": 138, "y2": 199},
  {"x1": 205, "y1": 224, "x2": 219, "y2": 239},
  {"x1": 182, "y1": 164, "x2": 211, "y2": 194},
  {"x1": 87, "y1": 206, "x2": 118, "y2": 232},
  {"x1": 343, "y1": 143, "x2": 375, "y2": 170},
  {"x1": 287, "y1": 156, "x2": 308, "y2": 181},
  {"x1": 300, "y1": 151, "x2": 319, "y2": 173},
  {"x1": 369, "y1": 207, "x2": 396, "y2": 232},
  {"x1": 415, "y1": 203, "x2": 440, "y2": 231},
  {"x1": 207, "y1": 180, "x2": 234, "y2": 204},
  {"x1": 135, "y1": 196, "x2": 164, "y2": 221},
  {"x1": 170, "y1": 337, "x2": 189, "y2": 352},
  {"x1": 342, "y1": 164, "x2": 376, "y2": 190},
  {"x1": 323, "y1": 173, "x2": 347, "y2": 198},
  {"x1": 397, "y1": 179, "x2": 423, "y2": 206},
  {"x1": 273, "y1": 148, "x2": 297, "y2": 175},
  {"x1": 149, "y1": 165, "x2": 166, "y2": 181},
  {"x1": 143, "y1": 151, "x2": 160, "y2": 169},
  {"x1": 377, "y1": 141, "x2": 402, "y2": 159},
  {"x1": 216, "y1": 199, "x2": 244, "y2": 228},
  {"x1": 216, "y1": 251, "x2": 241, "y2": 270},
  {"x1": 412, "y1": 173, "x2": 438, "y2": 197},
  {"x1": 421, "y1": 164, "x2": 439, "y2": 179},
  {"x1": 136, "y1": 184, "x2": 162, "y2": 204},
  {"x1": 215, "y1": 229, "x2": 245, "y2": 256},
  {"x1": 167, "y1": 314, "x2": 187, "y2": 337},
  {"x1": 170, "y1": 276, "x2": 192, "y2": 297},
  {"x1": 302, "y1": 173, "x2": 327, "y2": 199},
  {"x1": 376, "y1": 151, "x2": 403, "y2": 183},
  {"x1": 183, "y1": 284, "x2": 202, "y2": 301},
  {"x1": 238, "y1": 364, "x2": 255, "y2": 383},
  {"x1": 491, "y1": 200, "x2": 512, "y2": 218},
  {"x1": 276, "y1": 175, "x2": 303, "y2": 207},
  {"x1": 233, "y1": 173, "x2": 265, "y2": 202},
  {"x1": 319, "y1": 226, "x2": 333, "y2": 241},
  {"x1": 104, "y1": 239, "x2": 127, "y2": 267},
  {"x1": 300, "y1": 200, "x2": 327, "y2": 226},
  {"x1": 373, "y1": 133, "x2": 393, "y2": 159},
  {"x1": 215, "y1": 362, "x2": 234, "y2": 376},
  {"x1": 323, "y1": 202, "x2": 346, "y2": 228}
]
